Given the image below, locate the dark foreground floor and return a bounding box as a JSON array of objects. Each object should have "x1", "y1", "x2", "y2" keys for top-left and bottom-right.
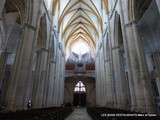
[
  {"x1": 65, "y1": 108, "x2": 92, "y2": 120},
  {"x1": 0, "y1": 107, "x2": 73, "y2": 120},
  {"x1": 0, "y1": 107, "x2": 159, "y2": 120}
]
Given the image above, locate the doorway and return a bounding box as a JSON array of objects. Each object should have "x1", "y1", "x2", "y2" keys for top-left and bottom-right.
[{"x1": 73, "y1": 81, "x2": 86, "y2": 106}]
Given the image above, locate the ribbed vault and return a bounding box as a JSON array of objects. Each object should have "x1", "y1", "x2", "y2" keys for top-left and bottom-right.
[
  {"x1": 4, "y1": 0, "x2": 25, "y2": 24},
  {"x1": 58, "y1": 0, "x2": 104, "y2": 57}
]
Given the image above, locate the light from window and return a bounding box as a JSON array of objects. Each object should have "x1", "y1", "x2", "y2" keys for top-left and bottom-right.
[
  {"x1": 74, "y1": 81, "x2": 86, "y2": 92},
  {"x1": 71, "y1": 39, "x2": 90, "y2": 56}
]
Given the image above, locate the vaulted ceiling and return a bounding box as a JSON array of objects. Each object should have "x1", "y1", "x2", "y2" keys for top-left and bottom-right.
[
  {"x1": 58, "y1": 0, "x2": 107, "y2": 54},
  {"x1": 4, "y1": 0, "x2": 25, "y2": 24}
]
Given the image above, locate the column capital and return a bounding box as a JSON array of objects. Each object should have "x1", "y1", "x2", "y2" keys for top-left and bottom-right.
[
  {"x1": 104, "y1": 59, "x2": 110, "y2": 63},
  {"x1": 50, "y1": 59, "x2": 56, "y2": 63},
  {"x1": 112, "y1": 46, "x2": 120, "y2": 50},
  {"x1": 124, "y1": 20, "x2": 137, "y2": 27},
  {"x1": 36, "y1": 48, "x2": 49, "y2": 52},
  {"x1": 23, "y1": 23, "x2": 36, "y2": 31}
]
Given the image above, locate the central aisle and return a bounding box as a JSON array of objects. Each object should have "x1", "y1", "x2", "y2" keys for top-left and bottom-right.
[{"x1": 65, "y1": 108, "x2": 92, "y2": 120}]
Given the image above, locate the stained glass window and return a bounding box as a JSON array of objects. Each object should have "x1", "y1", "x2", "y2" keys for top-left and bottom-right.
[{"x1": 74, "y1": 81, "x2": 86, "y2": 92}]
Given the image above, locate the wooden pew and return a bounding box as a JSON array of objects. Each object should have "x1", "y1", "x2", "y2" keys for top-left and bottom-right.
[{"x1": 0, "y1": 107, "x2": 73, "y2": 120}]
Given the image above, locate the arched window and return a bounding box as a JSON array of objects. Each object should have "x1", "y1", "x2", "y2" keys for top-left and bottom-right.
[
  {"x1": 74, "y1": 81, "x2": 86, "y2": 92},
  {"x1": 71, "y1": 39, "x2": 90, "y2": 56}
]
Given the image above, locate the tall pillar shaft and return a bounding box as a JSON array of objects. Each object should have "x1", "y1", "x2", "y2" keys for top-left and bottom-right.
[
  {"x1": 156, "y1": 0, "x2": 160, "y2": 12},
  {"x1": 125, "y1": 22, "x2": 155, "y2": 112},
  {"x1": 6, "y1": 0, "x2": 43, "y2": 111}
]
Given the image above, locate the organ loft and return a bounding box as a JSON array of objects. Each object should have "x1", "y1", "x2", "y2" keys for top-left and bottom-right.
[{"x1": 0, "y1": 0, "x2": 160, "y2": 119}]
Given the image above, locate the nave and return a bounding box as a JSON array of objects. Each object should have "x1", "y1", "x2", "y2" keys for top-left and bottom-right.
[
  {"x1": 65, "y1": 108, "x2": 92, "y2": 120},
  {"x1": 0, "y1": 0, "x2": 160, "y2": 119}
]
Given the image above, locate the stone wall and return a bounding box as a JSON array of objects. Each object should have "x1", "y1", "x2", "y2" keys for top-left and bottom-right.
[
  {"x1": 0, "y1": 0, "x2": 65, "y2": 111},
  {"x1": 96, "y1": 0, "x2": 160, "y2": 113},
  {"x1": 64, "y1": 78, "x2": 96, "y2": 107}
]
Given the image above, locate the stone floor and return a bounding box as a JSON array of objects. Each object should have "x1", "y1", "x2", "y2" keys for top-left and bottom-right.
[{"x1": 65, "y1": 108, "x2": 92, "y2": 120}]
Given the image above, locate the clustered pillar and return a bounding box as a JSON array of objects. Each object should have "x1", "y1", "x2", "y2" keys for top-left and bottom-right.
[
  {"x1": 96, "y1": 0, "x2": 157, "y2": 113},
  {"x1": 0, "y1": 0, "x2": 65, "y2": 111}
]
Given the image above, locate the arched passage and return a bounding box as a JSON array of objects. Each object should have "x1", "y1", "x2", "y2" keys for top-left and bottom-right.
[
  {"x1": 111, "y1": 12, "x2": 130, "y2": 109},
  {"x1": 0, "y1": 0, "x2": 25, "y2": 107},
  {"x1": 128, "y1": 0, "x2": 160, "y2": 112},
  {"x1": 1, "y1": 0, "x2": 160, "y2": 115},
  {"x1": 32, "y1": 14, "x2": 48, "y2": 108},
  {"x1": 135, "y1": 0, "x2": 160, "y2": 111},
  {"x1": 63, "y1": 0, "x2": 98, "y2": 109},
  {"x1": 73, "y1": 81, "x2": 86, "y2": 106}
]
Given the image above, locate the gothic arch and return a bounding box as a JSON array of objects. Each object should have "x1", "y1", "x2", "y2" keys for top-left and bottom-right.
[
  {"x1": 114, "y1": 12, "x2": 124, "y2": 46},
  {"x1": 128, "y1": 0, "x2": 153, "y2": 22},
  {"x1": 58, "y1": 0, "x2": 103, "y2": 60},
  {"x1": 31, "y1": 14, "x2": 49, "y2": 107},
  {"x1": 0, "y1": 0, "x2": 28, "y2": 107},
  {"x1": 1, "y1": 0, "x2": 26, "y2": 49},
  {"x1": 3, "y1": 0, "x2": 25, "y2": 24},
  {"x1": 36, "y1": 14, "x2": 47, "y2": 49},
  {"x1": 3, "y1": 0, "x2": 34, "y2": 25},
  {"x1": 32, "y1": 14, "x2": 47, "y2": 71},
  {"x1": 0, "y1": 0, "x2": 33, "y2": 50},
  {"x1": 74, "y1": 81, "x2": 86, "y2": 92}
]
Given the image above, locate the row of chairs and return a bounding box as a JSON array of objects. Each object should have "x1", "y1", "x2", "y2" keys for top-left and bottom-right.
[{"x1": 0, "y1": 107, "x2": 73, "y2": 120}]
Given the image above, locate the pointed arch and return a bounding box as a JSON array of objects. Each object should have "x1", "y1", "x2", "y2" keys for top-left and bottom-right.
[
  {"x1": 37, "y1": 14, "x2": 47, "y2": 48},
  {"x1": 74, "y1": 81, "x2": 86, "y2": 92},
  {"x1": 128, "y1": 0, "x2": 153, "y2": 21}
]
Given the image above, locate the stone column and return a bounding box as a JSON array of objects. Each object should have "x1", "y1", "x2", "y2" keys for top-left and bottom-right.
[
  {"x1": 103, "y1": 35, "x2": 116, "y2": 108},
  {"x1": 47, "y1": 59, "x2": 56, "y2": 106},
  {"x1": 60, "y1": 53, "x2": 65, "y2": 105},
  {"x1": 0, "y1": 0, "x2": 5, "y2": 16},
  {"x1": 46, "y1": 42, "x2": 56, "y2": 107},
  {"x1": 98, "y1": 46, "x2": 103, "y2": 106},
  {"x1": 95, "y1": 51, "x2": 98, "y2": 105},
  {"x1": 32, "y1": 49, "x2": 48, "y2": 108},
  {"x1": 6, "y1": 0, "x2": 43, "y2": 111},
  {"x1": 57, "y1": 48, "x2": 64, "y2": 106},
  {"x1": 96, "y1": 40, "x2": 106, "y2": 106},
  {"x1": 111, "y1": 43, "x2": 127, "y2": 109},
  {"x1": 125, "y1": 22, "x2": 155, "y2": 112},
  {"x1": 57, "y1": 49, "x2": 61, "y2": 106},
  {"x1": 102, "y1": 40, "x2": 107, "y2": 106},
  {"x1": 42, "y1": 50, "x2": 51, "y2": 108},
  {"x1": 119, "y1": 0, "x2": 138, "y2": 111},
  {"x1": 156, "y1": 0, "x2": 160, "y2": 12},
  {"x1": 0, "y1": 0, "x2": 6, "y2": 53},
  {"x1": 53, "y1": 45, "x2": 61, "y2": 106},
  {"x1": 133, "y1": 23, "x2": 155, "y2": 113},
  {"x1": 95, "y1": 48, "x2": 100, "y2": 105},
  {"x1": 100, "y1": 44, "x2": 106, "y2": 106},
  {"x1": 6, "y1": 25, "x2": 36, "y2": 110},
  {"x1": 107, "y1": 14, "x2": 119, "y2": 109},
  {"x1": 50, "y1": 36, "x2": 58, "y2": 106}
]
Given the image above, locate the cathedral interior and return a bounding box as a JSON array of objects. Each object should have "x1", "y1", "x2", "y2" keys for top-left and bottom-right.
[{"x1": 0, "y1": 0, "x2": 160, "y2": 119}]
